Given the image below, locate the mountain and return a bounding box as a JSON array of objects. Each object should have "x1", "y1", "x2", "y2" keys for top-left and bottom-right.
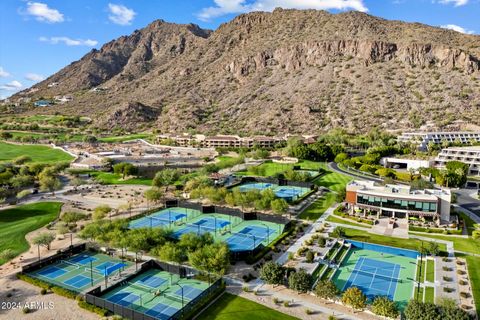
[{"x1": 9, "y1": 9, "x2": 480, "y2": 134}]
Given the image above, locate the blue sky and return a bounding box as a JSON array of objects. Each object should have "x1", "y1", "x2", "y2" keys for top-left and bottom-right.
[{"x1": 0, "y1": 0, "x2": 479, "y2": 99}]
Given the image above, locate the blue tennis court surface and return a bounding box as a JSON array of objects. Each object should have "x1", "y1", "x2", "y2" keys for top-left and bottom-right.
[
  {"x1": 95, "y1": 262, "x2": 127, "y2": 276},
  {"x1": 145, "y1": 303, "x2": 179, "y2": 320},
  {"x1": 226, "y1": 225, "x2": 272, "y2": 251},
  {"x1": 107, "y1": 292, "x2": 140, "y2": 307},
  {"x1": 175, "y1": 285, "x2": 203, "y2": 300},
  {"x1": 274, "y1": 186, "x2": 309, "y2": 200},
  {"x1": 173, "y1": 217, "x2": 230, "y2": 238},
  {"x1": 129, "y1": 209, "x2": 188, "y2": 229},
  {"x1": 64, "y1": 275, "x2": 91, "y2": 288},
  {"x1": 343, "y1": 257, "x2": 400, "y2": 300},
  {"x1": 237, "y1": 182, "x2": 273, "y2": 192},
  {"x1": 37, "y1": 266, "x2": 67, "y2": 279},
  {"x1": 139, "y1": 275, "x2": 167, "y2": 288},
  {"x1": 70, "y1": 254, "x2": 97, "y2": 265}
]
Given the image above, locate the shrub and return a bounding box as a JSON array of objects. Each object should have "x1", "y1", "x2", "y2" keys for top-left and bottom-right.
[
  {"x1": 77, "y1": 300, "x2": 109, "y2": 317},
  {"x1": 283, "y1": 301, "x2": 290, "y2": 307},
  {"x1": 305, "y1": 250, "x2": 314, "y2": 263},
  {"x1": 40, "y1": 288, "x2": 48, "y2": 295},
  {"x1": 305, "y1": 309, "x2": 314, "y2": 315},
  {"x1": 22, "y1": 307, "x2": 31, "y2": 314},
  {"x1": 443, "y1": 287, "x2": 454, "y2": 293},
  {"x1": 457, "y1": 270, "x2": 466, "y2": 275},
  {"x1": 460, "y1": 292, "x2": 470, "y2": 299},
  {"x1": 242, "y1": 286, "x2": 251, "y2": 292},
  {"x1": 459, "y1": 280, "x2": 468, "y2": 286},
  {"x1": 443, "y1": 276, "x2": 453, "y2": 282},
  {"x1": 51, "y1": 286, "x2": 77, "y2": 299},
  {"x1": 442, "y1": 266, "x2": 452, "y2": 272},
  {"x1": 272, "y1": 297, "x2": 281, "y2": 304}
]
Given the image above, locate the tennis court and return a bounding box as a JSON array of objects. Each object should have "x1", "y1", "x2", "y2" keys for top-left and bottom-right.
[
  {"x1": 332, "y1": 240, "x2": 418, "y2": 310},
  {"x1": 28, "y1": 251, "x2": 130, "y2": 292},
  {"x1": 101, "y1": 268, "x2": 209, "y2": 320},
  {"x1": 236, "y1": 182, "x2": 310, "y2": 201},
  {"x1": 222, "y1": 220, "x2": 283, "y2": 252},
  {"x1": 129, "y1": 207, "x2": 201, "y2": 229},
  {"x1": 173, "y1": 215, "x2": 231, "y2": 238}
]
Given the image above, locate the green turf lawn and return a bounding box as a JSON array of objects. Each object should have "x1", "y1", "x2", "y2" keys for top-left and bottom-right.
[
  {"x1": 465, "y1": 255, "x2": 480, "y2": 317},
  {"x1": 340, "y1": 228, "x2": 447, "y2": 253},
  {"x1": 325, "y1": 215, "x2": 372, "y2": 228},
  {"x1": 197, "y1": 293, "x2": 298, "y2": 320},
  {"x1": 298, "y1": 193, "x2": 336, "y2": 220},
  {"x1": 409, "y1": 232, "x2": 480, "y2": 255},
  {"x1": 416, "y1": 260, "x2": 426, "y2": 283},
  {"x1": 98, "y1": 133, "x2": 153, "y2": 143},
  {"x1": 0, "y1": 141, "x2": 74, "y2": 164},
  {"x1": 425, "y1": 259, "x2": 435, "y2": 282},
  {"x1": 90, "y1": 172, "x2": 152, "y2": 186},
  {"x1": 237, "y1": 160, "x2": 323, "y2": 177},
  {"x1": 0, "y1": 202, "x2": 63, "y2": 265},
  {"x1": 312, "y1": 163, "x2": 352, "y2": 193},
  {"x1": 424, "y1": 286, "x2": 435, "y2": 303},
  {"x1": 413, "y1": 287, "x2": 424, "y2": 301}
]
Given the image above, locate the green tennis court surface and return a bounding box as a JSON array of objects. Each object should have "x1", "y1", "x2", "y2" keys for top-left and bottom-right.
[
  {"x1": 332, "y1": 244, "x2": 417, "y2": 310},
  {"x1": 129, "y1": 208, "x2": 285, "y2": 253},
  {"x1": 28, "y1": 251, "x2": 131, "y2": 292},
  {"x1": 101, "y1": 268, "x2": 209, "y2": 320},
  {"x1": 236, "y1": 182, "x2": 310, "y2": 202}
]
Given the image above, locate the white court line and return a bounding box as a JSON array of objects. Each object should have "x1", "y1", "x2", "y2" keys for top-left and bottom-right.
[{"x1": 342, "y1": 257, "x2": 365, "y2": 291}]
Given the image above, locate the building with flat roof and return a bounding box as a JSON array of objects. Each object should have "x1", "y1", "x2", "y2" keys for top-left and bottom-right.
[
  {"x1": 345, "y1": 180, "x2": 451, "y2": 223},
  {"x1": 435, "y1": 146, "x2": 480, "y2": 176},
  {"x1": 157, "y1": 134, "x2": 286, "y2": 148},
  {"x1": 398, "y1": 131, "x2": 480, "y2": 151}
]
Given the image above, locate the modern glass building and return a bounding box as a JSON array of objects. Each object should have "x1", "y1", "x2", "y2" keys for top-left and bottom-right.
[{"x1": 345, "y1": 180, "x2": 451, "y2": 223}]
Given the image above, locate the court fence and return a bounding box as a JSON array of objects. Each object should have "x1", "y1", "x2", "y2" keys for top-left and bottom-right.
[
  {"x1": 230, "y1": 176, "x2": 316, "y2": 190},
  {"x1": 22, "y1": 243, "x2": 87, "y2": 274},
  {"x1": 85, "y1": 260, "x2": 224, "y2": 320}
]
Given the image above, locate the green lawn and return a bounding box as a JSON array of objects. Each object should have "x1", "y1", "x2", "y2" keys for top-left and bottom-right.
[
  {"x1": 312, "y1": 163, "x2": 352, "y2": 193},
  {"x1": 425, "y1": 259, "x2": 435, "y2": 282},
  {"x1": 91, "y1": 172, "x2": 152, "y2": 186},
  {"x1": 0, "y1": 141, "x2": 74, "y2": 163},
  {"x1": 409, "y1": 232, "x2": 480, "y2": 255},
  {"x1": 237, "y1": 160, "x2": 323, "y2": 177},
  {"x1": 465, "y1": 255, "x2": 480, "y2": 317},
  {"x1": 326, "y1": 215, "x2": 372, "y2": 228},
  {"x1": 0, "y1": 202, "x2": 63, "y2": 265},
  {"x1": 340, "y1": 228, "x2": 447, "y2": 253},
  {"x1": 197, "y1": 293, "x2": 298, "y2": 320},
  {"x1": 424, "y1": 286, "x2": 435, "y2": 303},
  {"x1": 413, "y1": 286, "x2": 424, "y2": 301},
  {"x1": 298, "y1": 193, "x2": 336, "y2": 220},
  {"x1": 416, "y1": 260, "x2": 426, "y2": 283},
  {"x1": 98, "y1": 133, "x2": 153, "y2": 143}
]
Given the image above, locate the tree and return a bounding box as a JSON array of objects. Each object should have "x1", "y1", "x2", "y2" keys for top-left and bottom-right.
[
  {"x1": 144, "y1": 187, "x2": 163, "y2": 209},
  {"x1": 113, "y1": 163, "x2": 138, "y2": 180},
  {"x1": 404, "y1": 300, "x2": 440, "y2": 320},
  {"x1": 259, "y1": 262, "x2": 286, "y2": 286},
  {"x1": 305, "y1": 250, "x2": 314, "y2": 263},
  {"x1": 341, "y1": 287, "x2": 367, "y2": 312},
  {"x1": 13, "y1": 156, "x2": 32, "y2": 165},
  {"x1": 155, "y1": 242, "x2": 185, "y2": 264},
  {"x1": 92, "y1": 205, "x2": 112, "y2": 220},
  {"x1": 179, "y1": 233, "x2": 213, "y2": 253},
  {"x1": 38, "y1": 168, "x2": 61, "y2": 195},
  {"x1": 153, "y1": 169, "x2": 180, "y2": 191},
  {"x1": 314, "y1": 280, "x2": 338, "y2": 302},
  {"x1": 441, "y1": 305, "x2": 471, "y2": 320},
  {"x1": 334, "y1": 153, "x2": 349, "y2": 163},
  {"x1": 271, "y1": 198, "x2": 289, "y2": 215},
  {"x1": 16, "y1": 189, "x2": 31, "y2": 200},
  {"x1": 61, "y1": 211, "x2": 86, "y2": 225},
  {"x1": 371, "y1": 296, "x2": 399, "y2": 319},
  {"x1": 56, "y1": 222, "x2": 69, "y2": 235},
  {"x1": 0, "y1": 131, "x2": 13, "y2": 140},
  {"x1": 427, "y1": 242, "x2": 440, "y2": 256},
  {"x1": 287, "y1": 269, "x2": 311, "y2": 293},
  {"x1": 331, "y1": 226, "x2": 346, "y2": 239},
  {"x1": 32, "y1": 232, "x2": 56, "y2": 251},
  {"x1": 188, "y1": 242, "x2": 230, "y2": 276},
  {"x1": 83, "y1": 135, "x2": 97, "y2": 144}
]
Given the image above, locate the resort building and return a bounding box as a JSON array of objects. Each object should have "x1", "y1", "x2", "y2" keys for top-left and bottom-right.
[
  {"x1": 434, "y1": 146, "x2": 480, "y2": 176},
  {"x1": 380, "y1": 157, "x2": 433, "y2": 171},
  {"x1": 345, "y1": 180, "x2": 451, "y2": 223},
  {"x1": 398, "y1": 131, "x2": 480, "y2": 151},
  {"x1": 157, "y1": 134, "x2": 285, "y2": 148}
]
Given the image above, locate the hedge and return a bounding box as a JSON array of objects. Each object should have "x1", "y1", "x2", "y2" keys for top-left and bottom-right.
[
  {"x1": 17, "y1": 273, "x2": 77, "y2": 299},
  {"x1": 77, "y1": 300, "x2": 110, "y2": 317},
  {"x1": 409, "y1": 225, "x2": 462, "y2": 235}
]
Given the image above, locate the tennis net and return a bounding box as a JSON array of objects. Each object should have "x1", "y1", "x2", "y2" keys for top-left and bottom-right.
[
  {"x1": 60, "y1": 260, "x2": 81, "y2": 269},
  {"x1": 163, "y1": 292, "x2": 188, "y2": 305},
  {"x1": 349, "y1": 268, "x2": 401, "y2": 283},
  {"x1": 127, "y1": 281, "x2": 156, "y2": 294}
]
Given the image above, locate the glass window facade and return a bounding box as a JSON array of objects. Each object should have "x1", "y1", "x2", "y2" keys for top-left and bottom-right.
[{"x1": 356, "y1": 194, "x2": 437, "y2": 212}]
